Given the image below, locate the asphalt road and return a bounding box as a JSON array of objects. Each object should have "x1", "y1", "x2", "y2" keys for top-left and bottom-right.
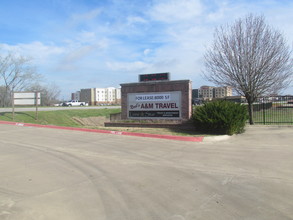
[
  {"x1": 0, "y1": 106, "x2": 121, "y2": 112},
  {"x1": 0, "y1": 124, "x2": 293, "y2": 220}
]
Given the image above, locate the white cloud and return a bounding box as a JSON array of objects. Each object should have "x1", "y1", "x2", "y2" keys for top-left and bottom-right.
[
  {"x1": 127, "y1": 16, "x2": 148, "y2": 26},
  {"x1": 150, "y1": 0, "x2": 203, "y2": 23},
  {"x1": 57, "y1": 45, "x2": 96, "y2": 71},
  {"x1": 206, "y1": 1, "x2": 231, "y2": 22},
  {"x1": 0, "y1": 41, "x2": 64, "y2": 64},
  {"x1": 56, "y1": 38, "x2": 110, "y2": 71},
  {"x1": 76, "y1": 31, "x2": 97, "y2": 44},
  {"x1": 71, "y1": 8, "x2": 101, "y2": 23},
  {"x1": 2, "y1": 0, "x2": 293, "y2": 97},
  {"x1": 106, "y1": 61, "x2": 150, "y2": 72},
  {"x1": 143, "y1": 49, "x2": 151, "y2": 56}
]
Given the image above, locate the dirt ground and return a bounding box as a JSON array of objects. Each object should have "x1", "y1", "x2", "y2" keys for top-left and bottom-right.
[{"x1": 72, "y1": 116, "x2": 109, "y2": 127}]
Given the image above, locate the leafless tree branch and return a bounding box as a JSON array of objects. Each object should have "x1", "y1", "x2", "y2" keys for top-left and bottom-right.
[
  {"x1": 0, "y1": 52, "x2": 41, "y2": 107},
  {"x1": 203, "y1": 14, "x2": 293, "y2": 124}
]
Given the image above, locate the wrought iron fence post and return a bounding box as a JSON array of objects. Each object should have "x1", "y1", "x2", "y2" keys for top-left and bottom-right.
[
  {"x1": 253, "y1": 95, "x2": 292, "y2": 125},
  {"x1": 262, "y1": 98, "x2": 266, "y2": 125}
]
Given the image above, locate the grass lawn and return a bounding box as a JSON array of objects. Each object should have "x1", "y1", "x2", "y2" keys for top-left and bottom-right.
[
  {"x1": 0, "y1": 108, "x2": 205, "y2": 136},
  {"x1": 253, "y1": 107, "x2": 293, "y2": 124},
  {"x1": 0, "y1": 109, "x2": 121, "y2": 127}
]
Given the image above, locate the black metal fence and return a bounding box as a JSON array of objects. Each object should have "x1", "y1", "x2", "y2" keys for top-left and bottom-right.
[{"x1": 252, "y1": 96, "x2": 293, "y2": 124}]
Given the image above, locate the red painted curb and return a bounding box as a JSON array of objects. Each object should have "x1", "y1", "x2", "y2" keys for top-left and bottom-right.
[{"x1": 0, "y1": 120, "x2": 204, "y2": 142}]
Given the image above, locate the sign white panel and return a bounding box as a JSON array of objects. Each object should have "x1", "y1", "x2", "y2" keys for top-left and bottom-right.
[
  {"x1": 13, "y1": 92, "x2": 41, "y2": 106},
  {"x1": 14, "y1": 92, "x2": 40, "y2": 99},
  {"x1": 127, "y1": 91, "x2": 181, "y2": 119},
  {"x1": 135, "y1": 94, "x2": 171, "y2": 102},
  {"x1": 14, "y1": 99, "x2": 41, "y2": 105},
  {"x1": 12, "y1": 92, "x2": 41, "y2": 120}
]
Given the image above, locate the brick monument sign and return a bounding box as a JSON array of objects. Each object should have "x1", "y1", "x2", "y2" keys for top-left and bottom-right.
[{"x1": 120, "y1": 74, "x2": 192, "y2": 121}]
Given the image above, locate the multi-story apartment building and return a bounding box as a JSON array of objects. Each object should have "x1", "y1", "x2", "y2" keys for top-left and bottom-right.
[
  {"x1": 197, "y1": 86, "x2": 233, "y2": 100},
  {"x1": 80, "y1": 88, "x2": 95, "y2": 104},
  {"x1": 199, "y1": 86, "x2": 215, "y2": 100},
  {"x1": 71, "y1": 91, "x2": 80, "y2": 100},
  {"x1": 214, "y1": 86, "x2": 233, "y2": 98},
  {"x1": 79, "y1": 87, "x2": 121, "y2": 105}
]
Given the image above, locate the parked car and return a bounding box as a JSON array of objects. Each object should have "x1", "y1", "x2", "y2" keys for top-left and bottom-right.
[{"x1": 62, "y1": 100, "x2": 88, "y2": 106}]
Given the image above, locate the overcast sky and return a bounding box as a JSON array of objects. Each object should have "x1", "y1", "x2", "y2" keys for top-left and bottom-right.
[{"x1": 1, "y1": 0, "x2": 293, "y2": 99}]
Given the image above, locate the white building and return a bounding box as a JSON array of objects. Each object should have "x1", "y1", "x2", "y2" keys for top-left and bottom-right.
[
  {"x1": 199, "y1": 86, "x2": 214, "y2": 100},
  {"x1": 214, "y1": 86, "x2": 233, "y2": 98},
  {"x1": 80, "y1": 87, "x2": 121, "y2": 105},
  {"x1": 199, "y1": 86, "x2": 233, "y2": 100}
]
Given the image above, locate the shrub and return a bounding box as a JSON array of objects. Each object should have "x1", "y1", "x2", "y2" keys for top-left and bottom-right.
[{"x1": 192, "y1": 100, "x2": 248, "y2": 135}]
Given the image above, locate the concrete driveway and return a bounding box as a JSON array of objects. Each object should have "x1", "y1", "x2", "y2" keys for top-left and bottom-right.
[{"x1": 0, "y1": 124, "x2": 292, "y2": 220}]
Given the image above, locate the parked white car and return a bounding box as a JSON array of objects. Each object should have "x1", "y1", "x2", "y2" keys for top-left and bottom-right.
[{"x1": 62, "y1": 100, "x2": 88, "y2": 106}]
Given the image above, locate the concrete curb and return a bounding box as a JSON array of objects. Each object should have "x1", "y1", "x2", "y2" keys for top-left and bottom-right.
[
  {"x1": 0, "y1": 120, "x2": 204, "y2": 142},
  {"x1": 203, "y1": 135, "x2": 231, "y2": 142}
]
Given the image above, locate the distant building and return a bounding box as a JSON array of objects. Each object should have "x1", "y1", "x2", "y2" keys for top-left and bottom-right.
[
  {"x1": 80, "y1": 88, "x2": 94, "y2": 105},
  {"x1": 199, "y1": 86, "x2": 215, "y2": 100},
  {"x1": 71, "y1": 91, "x2": 80, "y2": 100},
  {"x1": 192, "y1": 89, "x2": 202, "y2": 105},
  {"x1": 214, "y1": 86, "x2": 233, "y2": 98},
  {"x1": 222, "y1": 96, "x2": 246, "y2": 103},
  {"x1": 79, "y1": 87, "x2": 121, "y2": 105},
  {"x1": 196, "y1": 86, "x2": 233, "y2": 101},
  {"x1": 192, "y1": 89, "x2": 199, "y2": 99}
]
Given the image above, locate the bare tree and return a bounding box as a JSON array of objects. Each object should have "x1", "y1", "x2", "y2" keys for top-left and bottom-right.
[
  {"x1": 203, "y1": 14, "x2": 293, "y2": 124},
  {"x1": 0, "y1": 86, "x2": 7, "y2": 107},
  {"x1": 27, "y1": 82, "x2": 61, "y2": 106},
  {"x1": 0, "y1": 52, "x2": 41, "y2": 107}
]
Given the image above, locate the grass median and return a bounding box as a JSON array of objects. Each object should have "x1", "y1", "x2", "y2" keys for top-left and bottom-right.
[
  {"x1": 0, "y1": 108, "x2": 204, "y2": 137},
  {"x1": 0, "y1": 109, "x2": 120, "y2": 127}
]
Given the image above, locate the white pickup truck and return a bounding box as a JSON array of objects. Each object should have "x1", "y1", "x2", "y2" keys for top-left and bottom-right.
[{"x1": 62, "y1": 100, "x2": 88, "y2": 106}]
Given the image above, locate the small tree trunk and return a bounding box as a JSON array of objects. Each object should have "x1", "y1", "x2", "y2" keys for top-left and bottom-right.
[
  {"x1": 2, "y1": 88, "x2": 8, "y2": 107},
  {"x1": 247, "y1": 101, "x2": 254, "y2": 125},
  {"x1": 245, "y1": 94, "x2": 255, "y2": 125}
]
